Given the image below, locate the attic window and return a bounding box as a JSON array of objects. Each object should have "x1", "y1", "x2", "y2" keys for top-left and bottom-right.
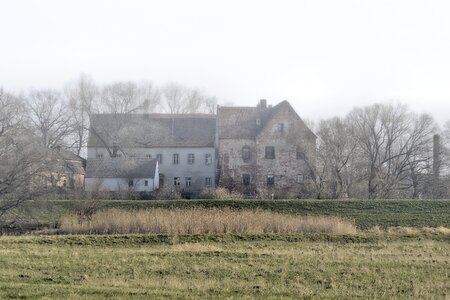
[
  {"x1": 96, "y1": 154, "x2": 103, "y2": 159},
  {"x1": 277, "y1": 123, "x2": 284, "y2": 134}
]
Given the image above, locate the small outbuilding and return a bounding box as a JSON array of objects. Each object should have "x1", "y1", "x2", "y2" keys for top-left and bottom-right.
[{"x1": 84, "y1": 158, "x2": 159, "y2": 192}]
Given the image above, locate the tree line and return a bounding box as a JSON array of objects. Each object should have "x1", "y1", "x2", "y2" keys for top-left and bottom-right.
[
  {"x1": 305, "y1": 104, "x2": 450, "y2": 199},
  {"x1": 0, "y1": 75, "x2": 218, "y2": 219},
  {"x1": 1, "y1": 74, "x2": 450, "y2": 219}
]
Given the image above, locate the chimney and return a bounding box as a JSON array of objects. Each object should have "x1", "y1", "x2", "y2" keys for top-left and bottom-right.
[{"x1": 258, "y1": 99, "x2": 267, "y2": 109}]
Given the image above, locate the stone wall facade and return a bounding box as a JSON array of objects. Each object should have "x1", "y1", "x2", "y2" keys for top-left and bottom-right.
[{"x1": 217, "y1": 100, "x2": 316, "y2": 198}]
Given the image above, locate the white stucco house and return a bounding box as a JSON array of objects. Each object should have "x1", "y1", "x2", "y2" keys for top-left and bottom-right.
[
  {"x1": 87, "y1": 113, "x2": 216, "y2": 195},
  {"x1": 84, "y1": 158, "x2": 159, "y2": 192}
]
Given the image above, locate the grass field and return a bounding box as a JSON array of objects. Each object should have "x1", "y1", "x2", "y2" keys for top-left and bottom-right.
[
  {"x1": 11, "y1": 198, "x2": 450, "y2": 232},
  {"x1": 0, "y1": 233, "x2": 449, "y2": 299}
]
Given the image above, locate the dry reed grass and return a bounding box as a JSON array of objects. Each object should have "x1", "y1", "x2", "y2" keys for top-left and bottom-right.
[
  {"x1": 60, "y1": 208, "x2": 357, "y2": 235},
  {"x1": 368, "y1": 225, "x2": 450, "y2": 234}
]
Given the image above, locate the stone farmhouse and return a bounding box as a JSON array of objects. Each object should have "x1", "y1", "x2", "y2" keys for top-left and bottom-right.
[
  {"x1": 217, "y1": 100, "x2": 316, "y2": 197},
  {"x1": 85, "y1": 100, "x2": 315, "y2": 197}
]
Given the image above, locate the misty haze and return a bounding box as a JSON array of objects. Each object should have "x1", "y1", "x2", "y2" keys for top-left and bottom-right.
[{"x1": 0, "y1": 1, "x2": 449, "y2": 299}]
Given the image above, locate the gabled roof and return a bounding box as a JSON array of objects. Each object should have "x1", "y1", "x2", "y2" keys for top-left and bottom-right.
[
  {"x1": 85, "y1": 158, "x2": 158, "y2": 178},
  {"x1": 217, "y1": 100, "x2": 315, "y2": 139},
  {"x1": 88, "y1": 114, "x2": 216, "y2": 148}
]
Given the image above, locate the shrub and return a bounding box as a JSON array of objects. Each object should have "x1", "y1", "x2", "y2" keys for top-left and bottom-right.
[
  {"x1": 198, "y1": 187, "x2": 243, "y2": 200},
  {"x1": 152, "y1": 187, "x2": 182, "y2": 200}
]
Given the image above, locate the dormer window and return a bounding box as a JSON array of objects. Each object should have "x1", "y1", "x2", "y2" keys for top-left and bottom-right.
[{"x1": 242, "y1": 146, "x2": 250, "y2": 162}]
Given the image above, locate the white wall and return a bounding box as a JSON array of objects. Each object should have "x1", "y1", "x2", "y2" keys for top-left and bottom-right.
[
  {"x1": 87, "y1": 147, "x2": 215, "y2": 190},
  {"x1": 85, "y1": 177, "x2": 156, "y2": 192}
]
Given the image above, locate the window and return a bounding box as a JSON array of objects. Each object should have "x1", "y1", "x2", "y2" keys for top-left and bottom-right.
[
  {"x1": 144, "y1": 180, "x2": 149, "y2": 186},
  {"x1": 96, "y1": 153, "x2": 104, "y2": 159},
  {"x1": 156, "y1": 154, "x2": 163, "y2": 164},
  {"x1": 146, "y1": 154, "x2": 152, "y2": 159},
  {"x1": 266, "y1": 175, "x2": 275, "y2": 185},
  {"x1": 277, "y1": 123, "x2": 284, "y2": 134},
  {"x1": 296, "y1": 150, "x2": 305, "y2": 160},
  {"x1": 173, "y1": 177, "x2": 180, "y2": 186},
  {"x1": 242, "y1": 174, "x2": 251, "y2": 185},
  {"x1": 159, "y1": 174, "x2": 165, "y2": 188},
  {"x1": 297, "y1": 174, "x2": 304, "y2": 184},
  {"x1": 63, "y1": 179, "x2": 67, "y2": 187},
  {"x1": 265, "y1": 146, "x2": 275, "y2": 159},
  {"x1": 256, "y1": 118, "x2": 261, "y2": 126},
  {"x1": 205, "y1": 177, "x2": 212, "y2": 187},
  {"x1": 242, "y1": 146, "x2": 250, "y2": 162},
  {"x1": 185, "y1": 177, "x2": 192, "y2": 187},
  {"x1": 173, "y1": 153, "x2": 179, "y2": 164},
  {"x1": 205, "y1": 153, "x2": 212, "y2": 165},
  {"x1": 188, "y1": 153, "x2": 195, "y2": 164},
  {"x1": 128, "y1": 179, "x2": 134, "y2": 187},
  {"x1": 116, "y1": 153, "x2": 122, "y2": 158}
]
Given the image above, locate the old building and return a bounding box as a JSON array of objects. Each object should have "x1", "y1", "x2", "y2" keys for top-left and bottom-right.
[
  {"x1": 86, "y1": 100, "x2": 315, "y2": 197},
  {"x1": 217, "y1": 100, "x2": 316, "y2": 197},
  {"x1": 87, "y1": 114, "x2": 216, "y2": 195},
  {"x1": 43, "y1": 148, "x2": 86, "y2": 190},
  {"x1": 85, "y1": 158, "x2": 159, "y2": 192}
]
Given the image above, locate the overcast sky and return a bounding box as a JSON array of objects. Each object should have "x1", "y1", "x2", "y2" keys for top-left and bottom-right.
[{"x1": 1, "y1": 0, "x2": 449, "y2": 126}]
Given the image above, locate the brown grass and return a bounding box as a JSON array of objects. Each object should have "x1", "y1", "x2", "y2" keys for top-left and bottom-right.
[
  {"x1": 198, "y1": 187, "x2": 243, "y2": 200},
  {"x1": 60, "y1": 208, "x2": 357, "y2": 235},
  {"x1": 368, "y1": 225, "x2": 450, "y2": 235}
]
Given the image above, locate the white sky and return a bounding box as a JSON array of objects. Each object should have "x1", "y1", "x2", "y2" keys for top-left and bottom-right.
[{"x1": 1, "y1": 0, "x2": 450, "y2": 126}]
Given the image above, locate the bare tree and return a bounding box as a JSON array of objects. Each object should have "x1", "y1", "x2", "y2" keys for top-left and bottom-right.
[
  {"x1": 65, "y1": 74, "x2": 100, "y2": 156},
  {"x1": 161, "y1": 82, "x2": 216, "y2": 114},
  {"x1": 316, "y1": 117, "x2": 357, "y2": 198},
  {"x1": 0, "y1": 90, "x2": 47, "y2": 224},
  {"x1": 348, "y1": 103, "x2": 436, "y2": 199},
  {"x1": 27, "y1": 89, "x2": 74, "y2": 149},
  {"x1": 100, "y1": 81, "x2": 160, "y2": 114}
]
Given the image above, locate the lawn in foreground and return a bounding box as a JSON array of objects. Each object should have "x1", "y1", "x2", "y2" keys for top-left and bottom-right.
[{"x1": 0, "y1": 234, "x2": 448, "y2": 299}]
